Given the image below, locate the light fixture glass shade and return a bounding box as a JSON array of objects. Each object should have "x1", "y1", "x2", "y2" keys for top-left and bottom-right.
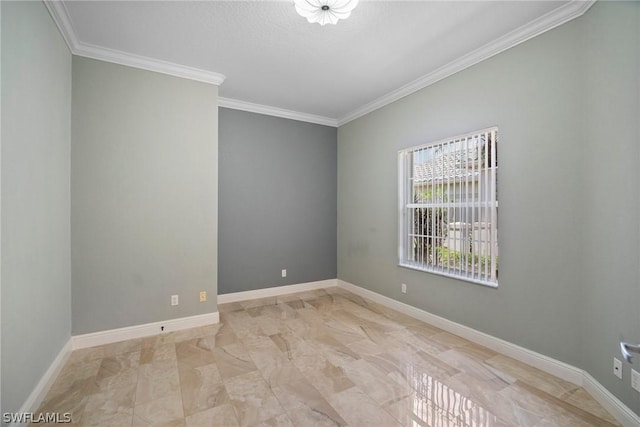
[{"x1": 294, "y1": 0, "x2": 359, "y2": 26}]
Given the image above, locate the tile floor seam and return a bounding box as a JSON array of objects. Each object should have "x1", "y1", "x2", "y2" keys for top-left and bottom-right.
[{"x1": 33, "y1": 286, "x2": 621, "y2": 427}]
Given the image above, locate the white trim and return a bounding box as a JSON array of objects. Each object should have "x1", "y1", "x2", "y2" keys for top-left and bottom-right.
[
  {"x1": 11, "y1": 340, "x2": 73, "y2": 427},
  {"x1": 218, "y1": 279, "x2": 337, "y2": 304},
  {"x1": 43, "y1": 0, "x2": 79, "y2": 52},
  {"x1": 219, "y1": 98, "x2": 337, "y2": 127},
  {"x1": 336, "y1": 0, "x2": 596, "y2": 126},
  {"x1": 44, "y1": 0, "x2": 595, "y2": 124},
  {"x1": 14, "y1": 279, "x2": 640, "y2": 426},
  {"x1": 71, "y1": 312, "x2": 220, "y2": 350},
  {"x1": 337, "y1": 279, "x2": 639, "y2": 427},
  {"x1": 75, "y1": 42, "x2": 226, "y2": 86},
  {"x1": 43, "y1": 1, "x2": 225, "y2": 86},
  {"x1": 337, "y1": 280, "x2": 582, "y2": 384},
  {"x1": 583, "y1": 373, "x2": 640, "y2": 427}
]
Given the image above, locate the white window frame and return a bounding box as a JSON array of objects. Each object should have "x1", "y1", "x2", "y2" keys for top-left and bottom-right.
[{"x1": 398, "y1": 127, "x2": 498, "y2": 287}]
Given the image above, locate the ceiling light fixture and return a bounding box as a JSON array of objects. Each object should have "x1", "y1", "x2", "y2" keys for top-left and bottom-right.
[{"x1": 294, "y1": 0, "x2": 359, "y2": 26}]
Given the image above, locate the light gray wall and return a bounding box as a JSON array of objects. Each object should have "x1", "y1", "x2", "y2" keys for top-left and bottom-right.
[
  {"x1": 71, "y1": 57, "x2": 218, "y2": 334},
  {"x1": 581, "y1": 2, "x2": 640, "y2": 414},
  {"x1": 1, "y1": 0, "x2": 71, "y2": 417},
  {"x1": 218, "y1": 108, "x2": 336, "y2": 294},
  {"x1": 338, "y1": 1, "x2": 638, "y2": 415},
  {"x1": 339, "y1": 11, "x2": 584, "y2": 364}
]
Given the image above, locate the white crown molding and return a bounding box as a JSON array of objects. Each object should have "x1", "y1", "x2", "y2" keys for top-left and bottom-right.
[
  {"x1": 43, "y1": 0, "x2": 225, "y2": 86},
  {"x1": 71, "y1": 312, "x2": 220, "y2": 350},
  {"x1": 217, "y1": 279, "x2": 337, "y2": 304},
  {"x1": 43, "y1": 0, "x2": 80, "y2": 52},
  {"x1": 44, "y1": 0, "x2": 595, "y2": 125},
  {"x1": 75, "y1": 42, "x2": 226, "y2": 86},
  {"x1": 219, "y1": 97, "x2": 338, "y2": 127},
  {"x1": 337, "y1": 0, "x2": 597, "y2": 126},
  {"x1": 337, "y1": 279, "x2": 639, "y2": 427}
]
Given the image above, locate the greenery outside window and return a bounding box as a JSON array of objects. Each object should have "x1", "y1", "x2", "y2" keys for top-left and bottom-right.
[{"x1": 398, "y1": 128, "x2": 499, "y2": 287}]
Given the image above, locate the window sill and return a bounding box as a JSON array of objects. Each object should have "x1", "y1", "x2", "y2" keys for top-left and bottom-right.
[{"x1": 398, "y1": 262, "x2": 498, "y2": 288}]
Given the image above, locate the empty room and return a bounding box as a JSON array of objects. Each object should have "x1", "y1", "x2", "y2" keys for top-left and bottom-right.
[{"x1": 1, "y1": 0, "x2": 639, "y2": 426}]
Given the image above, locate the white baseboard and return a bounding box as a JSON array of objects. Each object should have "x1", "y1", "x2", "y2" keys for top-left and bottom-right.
[
  {"x1": 583, "y1": 372, "x2": 640, "y2": 427},
  {"x1": 337, "y1": 280, "x2": 582, "y2": 384},
  {"x1": 217, "y1": 279, "x2": 337, "y2": 304},
  {"x1": 72, "y1": 312, "x2": 219, "y2": 350},
  {"x1": 337, "y1": 279, "x2": 639, "y2": 427},
  {"x1": 12, "y1": 339, "x2": 73, "y2": 427},
  {"x1": 17, "y1": 279, "x2": 639, "y2": 427}
]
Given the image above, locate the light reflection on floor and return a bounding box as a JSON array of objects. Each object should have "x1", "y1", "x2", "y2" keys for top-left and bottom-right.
[
  {"x1": 34, "y1": 287, "x2": 620, "y2": 426},
  {"x1": 406, "y1": 363, "x2": 499, "y2": 426}
]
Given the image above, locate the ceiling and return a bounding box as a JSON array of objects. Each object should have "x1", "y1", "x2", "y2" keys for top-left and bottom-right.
[{"x1": 48, "y1": 1, "x2": 592, "y2": 126}]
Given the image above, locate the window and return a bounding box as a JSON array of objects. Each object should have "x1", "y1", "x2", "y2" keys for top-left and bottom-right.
[{"x1": 398, "y1": 127, "x2": 498, "y2": 287}]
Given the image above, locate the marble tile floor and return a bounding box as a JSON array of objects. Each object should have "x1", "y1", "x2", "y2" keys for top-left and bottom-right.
[{"x1": 34, "y1": 287, "x2": 620, "y2": 426}]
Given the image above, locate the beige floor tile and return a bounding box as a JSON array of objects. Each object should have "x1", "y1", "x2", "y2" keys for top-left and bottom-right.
[
  {"x1": 257, "y1": 413, "x2": 294, "y2": 427},
  {"x1": 80, "y1": 384, "x2": 135, "y2": 426},
  {"x1": 446, "y1": 373, "x2": 543, "y2": 426},
  {"x1": 185, "y1": 403, "x2": 239, "y2": 427},
  {"x1": 79, "y1": 409, "x2": 134, "y2": 427},
  {"x1": 92, "y1": 351, "x2": 140, "y2": 394},
  {"x1": 267, "y1": 363, "x2": 347, "y2": 426},
  {"x1": 210, "y1": 321, "x2": 239, "y2": 347},
  {"x1": 178, "y1": 363, "x2": 229, "y2": 417},
  {"x1": 224, "y1": 371, "x2": 286, "y2": 426},
  {"x1": 563, "y1": 387, "x2": 619, "y2": 425},
  {"x1": 505, "y1": 381, "x2": 620, "y2": 426},
  {"x1": 341, "y1": 359, "x2": 412, "y2": 406},
  {"x1": 38, "y1": 287, "x2": 619, "y2": 427},
  {"x1": 171, "y1": 324, "x2": 220, "y2": 343},
  {"x1": 136, "y1": 359, "x2": 181, "y2": 405},
  {"x1": 132, "y1": 391, "x2": 184, "y2": 426},
  {"x1": 140, "y1": 342, "x2": 177, "y2": 365},
  {"x1": 175, "y1": 337, "x2": 216, "y2": 369},
  {"x1": 438, "y1": 348, "x2": 515, "y2": 391},
  {"x1": 329, "y1": 386, "x2": 402, "y2": 427},
  {"x1": 35, "y1": 377, "x2": 91, "y2": 424},
  {"x1": 269, "y1": 331, "x2": 316, "y2": 361},
  {"x1": 486, "y1": 353, "x2": 580, "y2": 398},
  {"x1": 293, "y1": 352, "x2": 356, "y2": 399},
  {"x1": 240, "y1": 296, "x2": 277, "y2": 310},
  {"x1": 212, "y1": 343, "x2": 258, "y2": 380}
]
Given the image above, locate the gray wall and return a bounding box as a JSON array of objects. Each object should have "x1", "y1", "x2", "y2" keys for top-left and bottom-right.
[
  {"x1": 1, "y1": 0, "x2": 71, "y2": 417},
  {"x1": 338, "y1": 1, "x2": 639, "y2": 415},
  {"x1": 71, "y1": 57, "x2": 218, "y2": 334},
  {"x1": 581, "y1": 2, "x2": 640, "y2": 415},
  {"x1": 218, "y1": 108, "x2": 336, "y2": 294}
]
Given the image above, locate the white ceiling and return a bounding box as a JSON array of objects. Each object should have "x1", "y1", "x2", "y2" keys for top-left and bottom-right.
[{"x1": 50, "y1": 1, "x2": 592, "y2": 125}]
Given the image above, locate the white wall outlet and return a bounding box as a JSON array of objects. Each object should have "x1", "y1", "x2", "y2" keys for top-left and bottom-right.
[
  {"x1": 632, "y1": 369, "x2": 640, "y2": 393},
  {"x1": 199, "y1": 291, "x2": 207, "y2": 302},
  {"x1": 401, "y1": 283, "x2": 407, "y2": 294},
  {"x1": 281, "y1": 269, "x2": 287, "y2": 278},
  {"x1": 171, "y1": 295, "x2": 179, "y2": 306},
  {"x1": 613, "y1": 357, "x2": 622, "y2": 379}
]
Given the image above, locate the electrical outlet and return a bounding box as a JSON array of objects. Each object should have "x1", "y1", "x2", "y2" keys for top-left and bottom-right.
[
  {"x1": 613, "y1": 357, "x2": 622, "y2": 379},
  {"x1": 401, "y1": 283, "x2": 407, "y2": 294},
  {"x1": 199, "y1": 291, "x2": 207, "y2": 302},
  {"x1": 171, "y1": 295, "x2": 179, "y2": 306},
  {"x1": 632, "y1": 369, "x2": 640, "y2": 393},
  {"x1": 281, "y1": 269, "x2": 287, "y2": 278}
]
